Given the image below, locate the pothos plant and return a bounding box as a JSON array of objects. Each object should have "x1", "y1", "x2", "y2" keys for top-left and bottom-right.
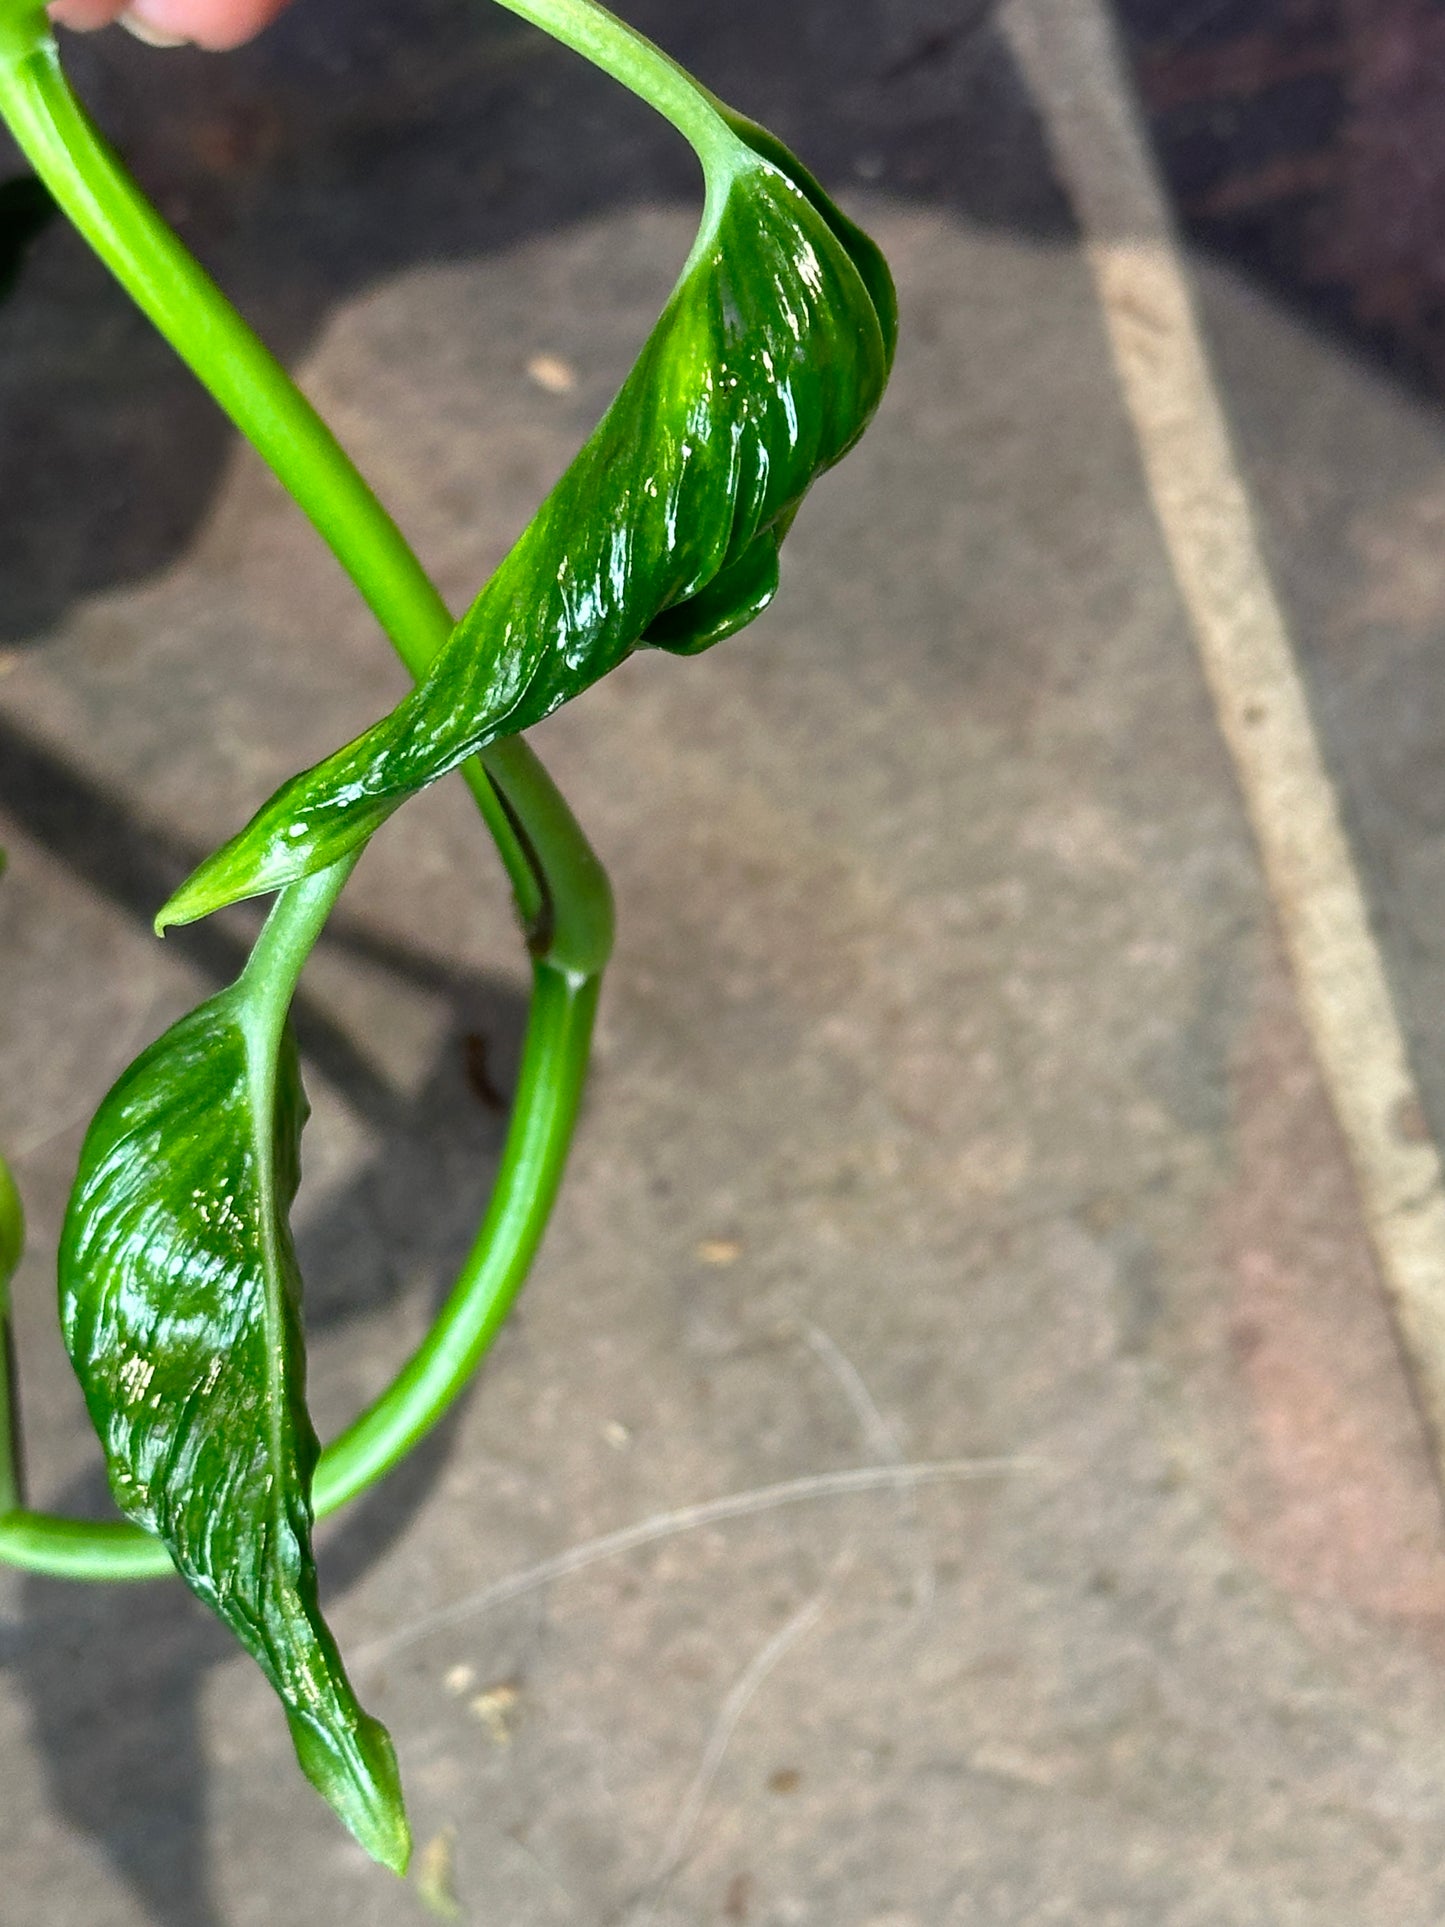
[{"x1": 0, "y1": 0, "x2": 896, "y2": 1873}]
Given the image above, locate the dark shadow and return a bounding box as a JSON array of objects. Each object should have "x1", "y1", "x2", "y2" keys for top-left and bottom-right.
[
  {"x1": 10, "y1": 1478, "x2": 234, "y2": 1927},
  {"x1": 1115, "y1": 2, "x2": 1445, "y2": 403}
]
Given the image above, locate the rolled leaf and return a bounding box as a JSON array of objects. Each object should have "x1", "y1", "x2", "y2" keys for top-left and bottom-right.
[
  {"x1": 59, "y1": 981, "x2": 410, "y2": 1872},
  {"x1": 159, "y1": 116, "x2": 897, "y2": 929}
]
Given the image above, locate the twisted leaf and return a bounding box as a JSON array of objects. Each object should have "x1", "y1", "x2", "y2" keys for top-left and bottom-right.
[
  {"x1": 159, "y1": 116, "x2": 896, "y2": 928},
  {"x1": 59, "y1": 892, "x2": 409, "y2": 1872}
]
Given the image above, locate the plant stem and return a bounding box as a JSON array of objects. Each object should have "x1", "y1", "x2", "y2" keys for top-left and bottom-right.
[
  {"x1": 0, "y1": 10, "x2": 616, "y2": 1579},
  {"x1": 0, "y1": 10, "x2": 614, "y2": 962},
  {"x1": 239, "y1": 856, "x2": 360, "y2": 1025},
  {"x1": 487, "y1": 0, "x2": 741, "y2": 181},
  {"x1": 316, "y1": 962, "x2": 596, "y2": 1508},
  {"x1": 0, "y1": 5, "x2": 542, "y2": 925}
]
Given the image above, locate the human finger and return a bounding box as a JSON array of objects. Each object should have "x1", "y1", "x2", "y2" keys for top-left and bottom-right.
[{"x1": 48, "y1": 0, "x2": 294, "y2": 50}]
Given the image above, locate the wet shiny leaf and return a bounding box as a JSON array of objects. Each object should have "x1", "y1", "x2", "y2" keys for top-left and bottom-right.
[
  {"x1": 159, "y1": 117, "x2": 896, "y2": 928},
  {"x1": 59, "y1": 986, "x2": 410, "y2": 1872}
]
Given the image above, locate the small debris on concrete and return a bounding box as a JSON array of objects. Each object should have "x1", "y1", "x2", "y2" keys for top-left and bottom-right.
[
  {"x1": 697, "y1": 1238, "x2": 743, "y2": 1266},
  {"x1": 414, "y1": 1827, "x2": 462, "y2": 1920},
  {"x1": 526, "y1": 353, "x2": 578, "y2": 394},
  {"x1": 470, "y1": 1679, "x2": 522, "y2": 1745}
]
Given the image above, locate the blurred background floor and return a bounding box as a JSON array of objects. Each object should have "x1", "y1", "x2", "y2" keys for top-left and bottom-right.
[{"x1": 6, "y1": 2, "x2": 1445, "y2": 1921}]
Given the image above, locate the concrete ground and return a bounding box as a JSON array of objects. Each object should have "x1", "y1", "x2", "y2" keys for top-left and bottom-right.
[{"x1": 5, "y1": 1, "x2": 1445, "y2": 1921}]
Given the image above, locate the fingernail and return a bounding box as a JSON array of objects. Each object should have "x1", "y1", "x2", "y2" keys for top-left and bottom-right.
[{"x1": 118, "y1": 7, "x2": 190, "y2": 46}]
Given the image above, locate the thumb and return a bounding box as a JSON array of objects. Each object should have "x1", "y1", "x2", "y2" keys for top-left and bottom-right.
[{"x1": 48, "y1": 0, "x2": 296, "y2": 49}]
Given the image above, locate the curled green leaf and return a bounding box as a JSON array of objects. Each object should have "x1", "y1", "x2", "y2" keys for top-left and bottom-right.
[
  {"x1": 59, "y1": 871, "x2": 409, "y2": 1871},
  {"x1": 159, "y1": 116, "x2": 896, "y2": 929}
]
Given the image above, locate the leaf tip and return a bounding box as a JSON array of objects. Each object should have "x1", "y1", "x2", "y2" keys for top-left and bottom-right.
[
  {"x1": 153, "y1": 884, "x2": 201, "y2": 936},
  {"x1": 155, "y1": 858, "x2": 242, "y2": 933},
  {"x1": 289, "y1": 1706, "x2": 412, "y2": 1875}
]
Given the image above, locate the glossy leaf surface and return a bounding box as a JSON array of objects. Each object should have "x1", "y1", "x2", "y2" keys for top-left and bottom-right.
[
  {"x1": 160, "y1": 116, "x2": 897, "y2": 928},
  {"x1": 59, "y1": 983, "x2": 409, "y2": 1871}
]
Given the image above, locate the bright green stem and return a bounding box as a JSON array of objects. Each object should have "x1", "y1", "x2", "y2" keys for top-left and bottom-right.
[
  {"x1": 243, "y1": 857, "x2": 359, "y2": 1016},
  {"x1": 316, "y1": 962, "x2": 597, "y2": 1509},
  {"x1": 489, "y1": 0, "x2": 739, "y2": 179},
  {"x1": 0, "y1": 7, "x2": 615, "y2": 1578}
]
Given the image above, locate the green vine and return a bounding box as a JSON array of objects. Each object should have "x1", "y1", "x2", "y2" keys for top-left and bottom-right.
[{"x1": 0, "y1": 0, "x2": 895, "y2": 1872}]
